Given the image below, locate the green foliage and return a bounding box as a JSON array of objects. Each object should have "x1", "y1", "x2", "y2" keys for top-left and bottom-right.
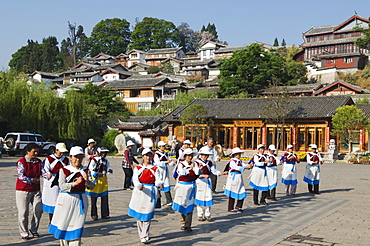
[
  {"x1": 60, "y1": 23, "x2": 89, "y2": 69},
  {"x1": 101, "y1": 129, "x2": 121, "y2": 151},
  {"x1": 77, "y1": 82, "x2": 129, "y2": 120},
  {"x1": 9, "y1": 40, "x2": 42, "y2": 73},
  {"x1": 273, "y1": 38, "x2": 279, "y2": 46},
  {"x1": 177, "y1": 22, "x2": 201, "y2": 52},
  {"x1": 285, "y1": 60, "x2": 308, "y2": 85},
  {"x1": 160, "y1": 62, "x2": 174, "y2": 74},
  {"x1": 89, "y1": 18, "x2": 131, "y2": 57},
  {"x1": 356, "y1": 95, "x2": 370, "y2": 104},
  {"x1": 147, "y1": 66, "x2": 161, "y2": 74},
  {"x1": 180, "y1": 104, "x2": 210, "y2": 125},
  {"x1": 185, "y1": 75, "x2": 204, "y2": 83},
  {"x1": 218, "y1": 43, "x2": 286, "y2": 96},
  {"x1": 201, "y1": 23, "x2": 218, "y2": 39},
  {"x1": 331, "y1": 105, "x2": 369, "y2": 149},
  {"x1": 281, "y1": 39, "x2": 286, "y2": 47},
  {"x1": 41, "y1": 36, "x2": 60, "y2": 72},
  {"x1": 9, "y1": 37, "x2": 62, "y2": 73},
  {"x1": 218, "y1": 43, "x2": 307, "y2": 97},
  {"x1": 0, "y1": 71, "x2": 98, "y2": 142},
  {"x1": 354, "y1": 20, "x2": 370, "y2": 50},
  {"x1": 130, "y1": 17, "x2": 180, "y2": 51}
]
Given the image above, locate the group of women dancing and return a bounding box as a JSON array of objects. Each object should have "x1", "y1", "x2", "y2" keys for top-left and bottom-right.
[
  {"x1": 127, "y1": 141, "x2": 323, "y2": 244},
  {"x1": 15, "y1": 139, "x2": 322, "y2": 245}
]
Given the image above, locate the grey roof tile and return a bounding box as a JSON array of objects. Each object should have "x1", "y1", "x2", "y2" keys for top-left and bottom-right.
[{"x1": 163, "y1": 96, "x2": 353, "y2": 121}]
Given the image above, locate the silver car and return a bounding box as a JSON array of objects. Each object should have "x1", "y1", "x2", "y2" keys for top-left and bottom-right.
[{"x1": 2, "y1": 132, "x2": 56, "y2": 156}]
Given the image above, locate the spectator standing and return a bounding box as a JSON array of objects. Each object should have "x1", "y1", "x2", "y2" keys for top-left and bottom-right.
[
  {"x1": 122, "y1": 140, "x2": 139, "y2": 190},
  {"x1": 86, "y1": 147, "x2": 113, "y2": 221},
  {"x1": 203, "y1": 138, "x2": 220, "y2": 193},
  {"x1": 84, "y1": 138, "x2": 98, "y2": 167},
  {"x1": 15, "y1": 143, "x2": 43, "y2": 241}
]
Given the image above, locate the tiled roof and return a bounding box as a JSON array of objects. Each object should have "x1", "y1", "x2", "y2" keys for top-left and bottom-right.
[
  {"x1": 260, "y1": 84, "x2": 324, "y2": 94},
  {"x1": 301, "y1": 37, "x2": 359, "y2": 47},
  {"x1": 303, "y1": 24, "x2": 338, "y2": 36},
  {"x1": 313, "y1": 80, "x2": 370, "y2": 95},
  {"x1": 162, "y1": 105, "x2": 187, "y2": 122},
  {"x1": 356, "y1": 104, "x2": 370, "y2": 119},
  {"x1": 162, "y1": 96, "x2": 354, "y2": 121},
  {"x1": 71, "y1": 72, "x2": 99, "y2": 78},
  {"x1": 214, "y1": 46, "x2": 247, "y2": 54},
  {"x1": 104, "y1": 76, "x2": 169, "y2": 89},
  {"x1": 146, "y1": 47, "x2": 183, "y2": 54}
]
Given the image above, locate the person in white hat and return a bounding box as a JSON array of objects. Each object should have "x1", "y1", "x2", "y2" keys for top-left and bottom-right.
[
  {"x1": 172, "y1": 148, "x2": 199, "y2": 231},
  {"x1": 122, "y1": 140, "x2": 139, "y2": 190},
  {"x1": 249, "y1": 144, "x2": 270, "y2": 206},
  {"x1": 281, "y1": 144, "x2": 300, "y2": 196},
  {"x1": 84, "y1": 138, "x2": 98, "y2": 167},
  {"x1": 177, "y1": 139, "x2": 192, "y2": 162},
  {"x1": 49, "y1": 146, "x2": 94, "y2": 246},
  {"x1": 86, "y1": 147, "x2": 113, "y2": 221},
  {"x1": 41, "y1": 143, "x2": 70, "y2": 223},
  {"x1": 203, "y1": 138, "x2": 220, "y2": 194},
  {"x1": 303, "y1": 144, "x2": 323, "y2": 194},
  {"x1": 224, "y1": 147, "x2": 252, "y2": 212},
  {"x1": 266, "y1": 144, "x2": 279, "y2": 201},
  {"x1": 194, "y1": 146, "x2": 227, "y2": 221},
  {"x1": 128, "y1": 148, "x2": 163, "y2": 244},
  {"x1": 153, "y1": 141, "x2": 174, "y2": 210}
]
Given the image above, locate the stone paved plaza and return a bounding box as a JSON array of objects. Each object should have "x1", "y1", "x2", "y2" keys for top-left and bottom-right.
[{"x1": 1, "y1": 155, "x2": 369, "y2": 246}]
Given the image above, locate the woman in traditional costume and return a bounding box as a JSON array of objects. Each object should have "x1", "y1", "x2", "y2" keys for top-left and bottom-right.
[
  {"x1": 86, "y1": 147, "x2": 113, "y2": 221},
  {"x1": 49, "y1": 146, "x2": 94, "y2": 246},
  {"x1": 281, "y1": 144, "x2": 300, "y2": 196},
  {"x1": 128, "y1": 148, "x2": 163, "y2": 244},
  {"x1": 42, "y1": 143, "x2": 70, "y2": 223},
  {"x1": 224, "y1": 147, "x2": 252, "y2": 212},
  {"x1": 172, "y1": 148, "x2": 199, "y2": 231}
]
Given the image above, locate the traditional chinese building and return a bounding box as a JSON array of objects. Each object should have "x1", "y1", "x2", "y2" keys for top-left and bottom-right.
[{"x1": 163, "y1": 96, "x2": 355, "y2": 152}]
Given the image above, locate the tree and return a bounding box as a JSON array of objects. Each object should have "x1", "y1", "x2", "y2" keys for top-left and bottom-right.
[
  {"x1": 281, "y1": 39, "x2": 286, "y2": 47},
  {"x1": 218, "y1": 43, "x2": 287, "y2": 97},
  {"x1": 273, "y1": 38, "x2": 279, "y2": 46},
  {"x1": 261, "y1": 82, "x2": 295, "y2": 151},
  {"x1": 60, "y1": 22, "x2": 89, "y2": 69},
  {"x1": 285, "y1": 60, "x2": 308, "y2": 85},
  {"x1": 201, "y1": 23, "x2": 218, "y2": 39},
  {"x1": 177, "y1": 22, "x2": 201, "y2": 52},
  {"x1": 0, "y1": 71, "x2": 98, "y2": 143},
  {"x1": 180, "y1": 104, "x2": 212, "y2": 142},
  {"x1": 9, "y1": 40, "x2": 42, "y2": 73},
  {"x1": 77, "y1": 82, "x2": 129, "y2": 120},
  {"x1": 101, "y1": 129, "x2": 121, "y2": 151},
  {"x1": 41, "y1": 36, "x2": 60, "y2": 72},
  {"x1": 354, "y1": 19, "x2": 370, "y2": 50},
  {"x1": 147, "y1": 66, "x2": 161, "y2": 74},
  {"x1": 160, "y1": 62, "x2": 174, "y2": 74},
  {"x1": 89, "y1": 18, "x2": 131, "y2": 57},
  {"x1": 130, "y1": 17, "x2": 180, "y2": 51},
  {"x1": 331, "y1": 105, "x2": 369, "y2": 152}
]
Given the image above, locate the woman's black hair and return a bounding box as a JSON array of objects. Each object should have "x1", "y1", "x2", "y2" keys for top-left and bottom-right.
[{"x1": 25, "y1": 143, "x2": 40, "y2": 152}]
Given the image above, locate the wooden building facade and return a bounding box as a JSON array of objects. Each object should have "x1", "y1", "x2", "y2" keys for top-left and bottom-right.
[{"x1": 163, "y1": 96, "x2": 355, "y2": 152}]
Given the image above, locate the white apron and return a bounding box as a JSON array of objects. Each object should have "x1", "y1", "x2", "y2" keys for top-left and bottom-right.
[
  {"x1": 281, "y1": 162, "x2": 298, "y2": 185},
  {"x1": 303, "y1": 164, "x2": 320, "y2": 185},
  {"x1": 172, "y1": 181, "x2": 196, "y2": 215},
  {"x1": 195, "y1": 177, "x2": 213, "y2": 207},
  {"x1": 128, "y1": 184, "x2": 157, "y2": 221},
  {"x1": 224, "y1": 172, "x2": 247, "y2": 200},
  {"x1": 48, "y1": 191, "x2": 88, "y2": 240}
]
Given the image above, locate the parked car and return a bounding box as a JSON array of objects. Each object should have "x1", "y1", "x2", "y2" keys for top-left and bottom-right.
[{"x1": 2, "y1": 132, "x2": 56, "y2": 156}]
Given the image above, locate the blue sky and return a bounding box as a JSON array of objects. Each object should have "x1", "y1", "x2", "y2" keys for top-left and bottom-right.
[{"x1": 1, "y1": 0, "x2": 370, "y2": 70}]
